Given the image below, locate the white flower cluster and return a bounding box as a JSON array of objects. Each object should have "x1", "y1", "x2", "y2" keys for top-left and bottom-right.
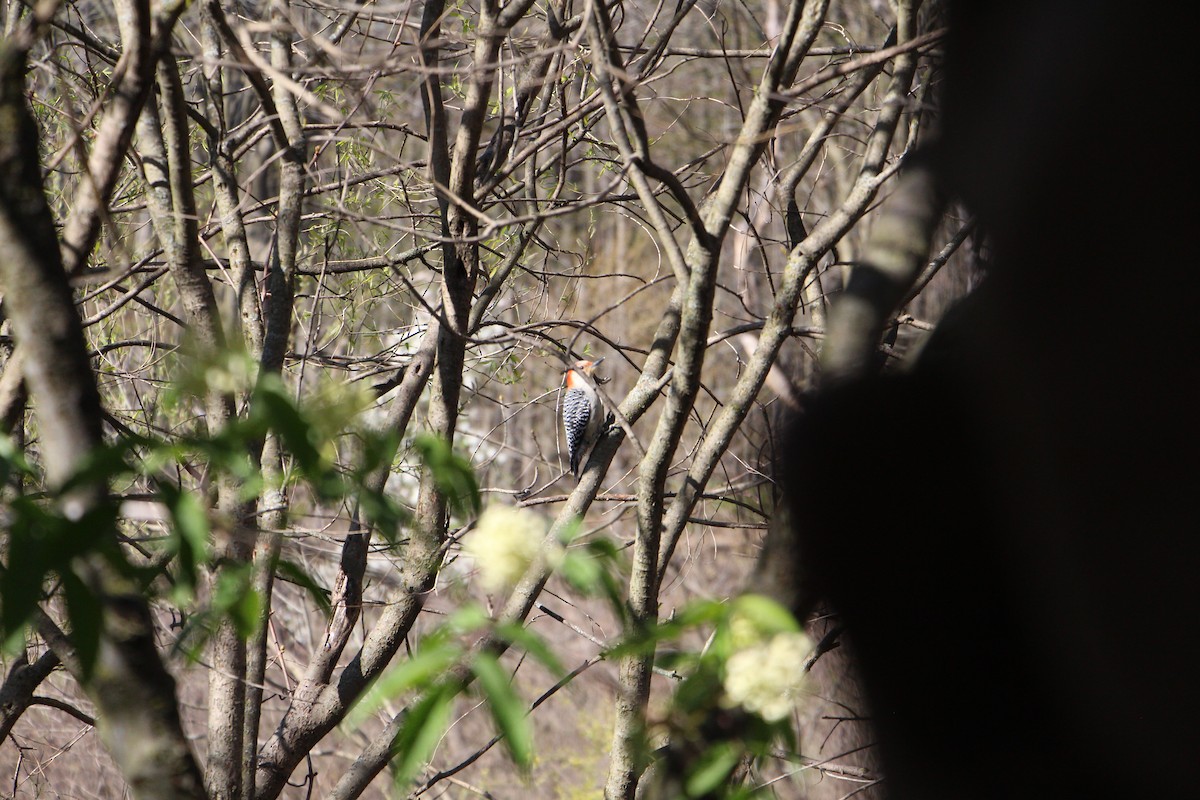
[
  {"x1": 463, "y1": 505, "x2": 551, "y2": 591},
  {"x1": 722, "y1": 630, "x2": 812, "y2": 722}
]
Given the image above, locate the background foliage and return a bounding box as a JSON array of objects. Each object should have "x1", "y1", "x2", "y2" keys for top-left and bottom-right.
[{"x1": 0, "y1": 0, "x2": 975, "y2": 797}]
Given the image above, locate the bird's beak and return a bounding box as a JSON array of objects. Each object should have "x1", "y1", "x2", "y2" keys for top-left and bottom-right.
[{"x1": 593, "y1": 357, "x2": 605, "y2": 366}]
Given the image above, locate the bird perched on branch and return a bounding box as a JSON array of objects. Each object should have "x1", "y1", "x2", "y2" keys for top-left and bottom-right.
[{"x1": 562, "y1": 358, "x2": 606, "y2": 477}]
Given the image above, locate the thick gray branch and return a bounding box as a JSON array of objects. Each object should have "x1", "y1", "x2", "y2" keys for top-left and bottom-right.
[{"x1": 0, "y1": 647, "x2": 60, "y2": 740}]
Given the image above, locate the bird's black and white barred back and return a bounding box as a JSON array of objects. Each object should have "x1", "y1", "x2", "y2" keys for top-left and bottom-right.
[{"x1": 561, "y1": 359, "x2": 604, "y2": 476}]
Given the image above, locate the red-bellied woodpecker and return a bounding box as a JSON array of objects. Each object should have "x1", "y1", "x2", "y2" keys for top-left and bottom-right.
[{"x1": 562, "y1": 358, "x2": 605, "y2": 476}]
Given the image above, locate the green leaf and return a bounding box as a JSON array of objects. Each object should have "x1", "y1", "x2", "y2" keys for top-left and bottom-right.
[
  {"x1": 354, "y1": 486, "x2": 409, "y2": 544},
  {"x1": 673, "y1": 599, "x2": 732, "y2": 628},
  {"x1": 232, "y1": 584, "x2": 263, "y2": 639},
  {"x1": 494, "y1": 620, "x2": 565, "y2": 678},
  {"x1": 685, "y1": 741, "x2": 743, "y2": 798},
  {"x1": 559, "y1": 548, "x2": 602, "y2": 592},
  {"x1": 187, "y1": 435, "x2": 266, "y2": 497},
  {"x1": 57, "y1": 439, "x2": 136, "y2": 495},
  {"x1": 61, "y1": 569, "x2": 101, "y2": 681},
  {"x1": 173, "y1": 610, "x2": 215, "y2": 663},
  {"x1": 553, "y1": 516, "x2": 585, "y2": 546},
  {"x1": 389, "y1": 684, "x2": 456, "y2": 788},
  {"x1": 161, "y1": 484, "x2": 210, "y2": 599},
  {"x1": 357, "y1": 428, "x2": 401, "y2": 476},
  {"x1": 254, "y1": 387, "x2": 325, "y2": 478},
  {"x1": 560, "y1": 537, "x2": 626, "y2": 612},
  {"x1": 730, "y1": 594, "x2": 801, "y2": 636},
  {"x1": 1, "y1": 629, "x2": 25, "y2": 661},
  {"x1": 212, "y1": 563, "x2": 260, "y2": 638},
  {"x1": 275, "y1": 559, "x2": 331, "y2": 617},
  {"x1": 605, "y1": 599, "x2": 729, "y2": 660},
  {"x1": 413, "y1": 434, "x2": 480, "y2": 516},
  {"x1": 0, "y1": 501, "x2": 47, "y2": 639},
  {"x1": 0, "y1": 434, "x2": 35, "y2": 482},
  {"x1": 654, "y1": 649, "x2": 698, "y2": 674},
  {"x1": 347, "y1": 641, "x2": 462, "y2": 729},
  {"x1": 445, "y1": 603, "x2": 490, "y2": 634},
  {"x1": 671, "y1": 665, "x2": 724, "y2": 715},
  {"x1": 470, "y1": 652, "x2": 533, "y2": 771}
]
